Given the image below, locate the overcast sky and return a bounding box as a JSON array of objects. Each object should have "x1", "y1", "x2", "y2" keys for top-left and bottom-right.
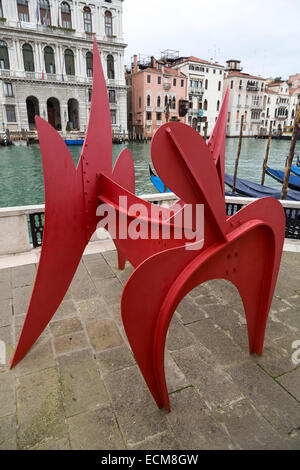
[{"x1": 123, "y1": 0, "x2": 300, "y2": 79}]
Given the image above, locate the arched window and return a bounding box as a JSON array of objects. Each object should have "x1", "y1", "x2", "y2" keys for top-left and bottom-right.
[
  {"x1": 147, "y1": 95, "x2": 151, "y2": 107},
  {"x1": 83, "y1": 6, "x2": 92, "y2": 32},
  {"x1": 203, "y1": 99, "x2": 208, "y2": 111},
  {"x1": 17, "y1": 0, "x2": 29, "y2": 22},
  {"x1": 39, "y1": 0, "x2": 51, "y2": 26},
  {"x1": 218, "y1": 81, "x2": 221, "y2": 91},
  {"x1": 105, "y1": 11, "x2": 113, "y2": 36},
  {"x1": 107, "y1": 54, "x2": 114, "y2": 79},
  {"x1": 44, "y1": 46, "x2": 55, "y2": 73},
  {"x1": 0, "y1": 41, "x2": 10, "y2": 70},
  {"x1": 22, "y1": 44, "x2": 34, "y2": 72},
  {"x1": 165, "y1": 95, "x2": 168, "y2": 107},
  {"x1": 65, "y1": 49, "x2": 75, "y2": 76},
  {"x1": 217, "y1": 100, "x2": 220, "y2": 112},
  {"x1": 157, "y1": 96, "x2": 161, "y2": 108},
  {"x1": 86, "y1": 51, "x2": 93, "y2": 77},
  {"x1": 61, "y1": 2, "x2": 72, "y2": 29},
  {"x1": 172, "y1": 96, "x2": 176, "y2": 109},
  {"x1": 205, "y1": 79, "x2": 208, "y2": 90}
]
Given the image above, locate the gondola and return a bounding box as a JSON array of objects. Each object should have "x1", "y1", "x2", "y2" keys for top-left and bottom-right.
[
  {"x1": 225, "y1": 174, "x2": 300, "y2": 201},
  {"x1": 291, "y1": 165, "x2": 300, "y2": 177},
  {"x1": 149, "y1": 166, "x2": 238, "y2": 197},
  {"x1": 266, "y1": 167, "x2": 300, "y2": 191}
]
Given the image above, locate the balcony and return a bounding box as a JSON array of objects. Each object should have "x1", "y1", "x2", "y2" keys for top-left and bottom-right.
[
  {"x1": 164, "y1": 82, "x2": 171, "y2": 90},
  {"x1": 156, "y1": 120, "x2": 162, "y2": 127},
  {"x1": 247, "y1": 85, "x2": 259, "y2": 92},
  {"x1": 146, "y1": 120, "x2": 152, "y2": 126},
  {"x1": 251, "y1": 103, "x2": 263, "y2": 110},
  {"x1": 0, "y1": 69, "x2": 11, "y2": 78},
  {"x1": 146, "y1": 106, "x2": 153, "y2": 112},
  {"x1": 188, "y1": 108, "x2": 199, "y2": 115},
  {"x1": 156, "y1": 107, "x2": 164, "y2": 113},
  {"x1": 189, "y1": 86, "x2": 204, "y2": 96}
]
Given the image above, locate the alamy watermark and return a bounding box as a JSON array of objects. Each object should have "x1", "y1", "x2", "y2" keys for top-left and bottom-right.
[
  {"x1": 96, "y1": 197, "x2": 204, "y2": 251},
  {"x1": 291, "y1": 340, "x2": 300, "y2": 365}
]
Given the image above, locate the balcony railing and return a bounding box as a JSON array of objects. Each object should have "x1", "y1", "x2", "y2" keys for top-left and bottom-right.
[
  {"x1": 0, "y1": 68, "x2": 11, "y2": 77},
  {"x1": 146, "y1": 120, "x2": 152, "y2": 126},
  {"x1": 156, "y1": 120, "x2": 162, "y2": 126},
  {"x1": 251, "y1": 103, "x2": 263, "y2": 109},
  {"x1": 247, "y1": 85, "x2": 259, "y2": 91}
]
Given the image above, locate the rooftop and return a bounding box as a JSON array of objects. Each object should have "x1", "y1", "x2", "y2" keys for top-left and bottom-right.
[
  {"x1": 227, "y1": 71, "x2": 265, "y2": 81},
  {"x1": 1, "y1": 247, "x2": 300, "y2": 450}
]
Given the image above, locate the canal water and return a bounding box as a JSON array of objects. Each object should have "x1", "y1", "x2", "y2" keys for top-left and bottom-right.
[{"x1": 0, "y1": 138, "x2": 299, "y2": 208}]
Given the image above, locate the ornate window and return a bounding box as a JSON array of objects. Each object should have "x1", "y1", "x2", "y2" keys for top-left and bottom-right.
[
  {"x1": 108, "y1": 90, "x2": 116, "y2": 103},
  {"x1": 61, "y1": 2, "x2": 72, "y2": 29},
  {"x1": 105, "y1": 11, "x2": 113, "y2": 36},
  {"x1": 83, "y1": 6, "x2": 92, "y2": 32},
  {"x1": 86, "y1": 51, "x2": 93, "y2": 77},
  {"x1": 22, "y1": 43, "x2": 35, "y2": 72},
  {"x1": 39, "y1": 0, "x2": 51, "y2": 25},
  {"x1": 0, "y1": 40, "x2": 9, "y2": 70},
  {"x1": 107, "y1": 54, "x2": 114, "y2": 79},
  {"x1": 17, "y1": 0, "x2": 29, "y2": 22},
  {"x1": 44, "y1": 46, "x2": 55, "y2": 74},
  {"x1": 65, "y1": 49, "x2": 75, "y2": 76},
  {"x1": 5, "y1": 105, "x2": 16, "y2": 122}
]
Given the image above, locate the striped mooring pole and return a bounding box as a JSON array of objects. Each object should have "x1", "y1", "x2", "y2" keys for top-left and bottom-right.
[{"x1": 2, "y1": 122, "x2": 7, "y2": 146}]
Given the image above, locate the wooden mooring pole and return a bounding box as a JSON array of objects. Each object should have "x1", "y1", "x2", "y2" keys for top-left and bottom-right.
[
  {"x1": 281, "y1": 104, "x2": 300, "y2": 200},
  {"x1": 261, "y1": 121, "x2": 273, "y2": 185},
  {"x1": 232, "y1": 115, "x2": 244, "y2": 193}
]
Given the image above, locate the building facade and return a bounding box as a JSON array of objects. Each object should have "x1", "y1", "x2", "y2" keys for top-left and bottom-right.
[
  {"x1": 225, "y1": 60, "x2": 267, "y2": 137},
  {"x1": 0, "y1": 0, "x2": 127, "y2": 136},
  {"x1": 173, "y1": 56, "x2": 225, "y2": 137},
  {"x1": 126, "y1": 54, "x2": 187, "y2": 138}
]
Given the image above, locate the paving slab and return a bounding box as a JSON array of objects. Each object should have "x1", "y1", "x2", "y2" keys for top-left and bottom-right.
[
  {"x1": 277, "y1": 367, "x2": 300, "y2": 402},
  {"x1": 76, "y1": 297, "x2": 110, "y2": 322},
  {"x1": 0, "y1": 414, "x2": 16, "y2": 450},
  {"x1": 103, "y1": 365, "x2": 169, "y2": 446},
  {"x1": 86, "y1": 319, "x2": 123, "y2": 352},
  {"x1": 57, "y1": 349, "x2": 109, "y2": 417},
  {"x1": 16, "y1": 367, "x2": 66, "y2": 450},
  {"x1": 96, "y1": 344, "x2": 135, "y2": 373},
  {"x1": 67, "y1": 406, "x2": 125, "y2": 450},
  {"x1": 214, "y1": 399, "x2": 293, "y2": 450},
  {"x1": 167, "y1": 387, "x2": 234, "y2": 450},
  {"x1": 12, "y1": 264, "x2": 36, "y2": 288},
  {"x1": 171, "y1": 345, "x2": 244, "y2": 411},
  {"x1": 0, "y1": 298, "x2": 13, "y2": 327},
  {"x1": 0, "y1": 371, "x2": 15, "y2": 417},
  {"x1": 227, "y1": 361, "x2": 300, "y2": 437}
]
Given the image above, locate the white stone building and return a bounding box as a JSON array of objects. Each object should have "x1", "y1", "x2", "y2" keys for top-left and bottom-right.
[
  {"x1": 173, "y1": 55, "x2": 225, "y2": 136},
  {"x1": 224, "y1": 60, "x2": 266, "y2": 137},
  {"x1": 0, "y1": 0, "x2": 127, "y2": 137},
  {"x1": 263, "y1": 81, "x2": 290, "y2": 135}
]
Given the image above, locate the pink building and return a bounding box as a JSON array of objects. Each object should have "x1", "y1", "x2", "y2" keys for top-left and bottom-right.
[{"x1": 126, "y1": 55, "x2": 187, "y2": 138}]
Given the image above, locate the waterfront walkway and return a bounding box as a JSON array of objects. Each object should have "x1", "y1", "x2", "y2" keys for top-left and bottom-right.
[{"x1": 0, "y1": 248, "x2": 300, "y2": 450}]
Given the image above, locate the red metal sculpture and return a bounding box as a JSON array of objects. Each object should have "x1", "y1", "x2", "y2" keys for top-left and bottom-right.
[{"x1": 10, "y1": 40, "x2": 285, "y2": 412}]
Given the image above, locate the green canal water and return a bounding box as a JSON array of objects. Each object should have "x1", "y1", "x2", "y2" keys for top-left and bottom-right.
[{"x1": 0, "y1": 139, "x2": 299, "y2": 208}]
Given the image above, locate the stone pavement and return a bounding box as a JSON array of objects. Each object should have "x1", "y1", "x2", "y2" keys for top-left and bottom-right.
[{"x1": 0, "y1": 250, "x2": 300, "y2": 450}]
